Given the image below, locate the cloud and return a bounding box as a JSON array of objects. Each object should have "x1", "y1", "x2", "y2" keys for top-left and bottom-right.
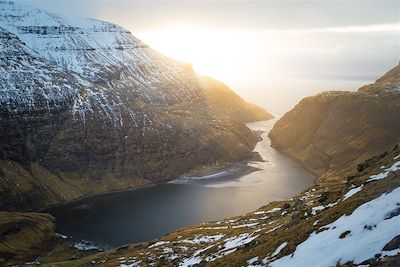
[{"x1": 230, "y1": 23, "x2": 400, "y2": 36}]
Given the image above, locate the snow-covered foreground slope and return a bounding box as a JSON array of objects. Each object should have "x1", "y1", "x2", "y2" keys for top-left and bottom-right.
[
  {"x1": 270, "y1": 186, "x2": 400, "y2": 267},
  {"x1": 0, "y1": 1, "x2": 271, "y2": 211},
  {"x1": 55, "y1": 144, "x2": 399, "y2": 267}
]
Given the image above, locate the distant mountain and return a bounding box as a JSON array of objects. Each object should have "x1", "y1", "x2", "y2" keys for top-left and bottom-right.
[
  {"x1": 269, "y1": 65, "x2": 400, "y2": 180},
  {"x1": 0, "y1": 1, "x2": 272, "y2": 210}
]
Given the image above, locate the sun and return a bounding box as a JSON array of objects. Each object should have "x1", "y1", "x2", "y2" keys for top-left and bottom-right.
[{"x1": 136, "y1": 26, "x2": 249, "y2": 84}]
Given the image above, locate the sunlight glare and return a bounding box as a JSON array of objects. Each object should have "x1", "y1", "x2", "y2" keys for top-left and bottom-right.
[{"x1": 137, "y1": 26, "x2": 261, "y2": 84}]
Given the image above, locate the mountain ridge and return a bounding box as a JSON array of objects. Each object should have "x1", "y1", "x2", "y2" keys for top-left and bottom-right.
[
  {"x1": 268, "y1": 64, "x2": 400, "y2": 181},
  {"x1": 0, "y1": 1, "x2": 272, "y2": 211}
]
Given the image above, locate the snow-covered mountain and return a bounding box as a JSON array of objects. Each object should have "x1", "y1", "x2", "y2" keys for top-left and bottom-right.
[
  {"x1": 0, "y1": 0, "x2": 200, "y2": 104},
  {"x1": 0, "y1": 1, "x2": 272, "y2": 210},
  {"x1": 0, "y1": 0, "x2": 206, "y2": 122},
  {"x1": 0, "y1": 26, "x2": 79, "y2": 112}
]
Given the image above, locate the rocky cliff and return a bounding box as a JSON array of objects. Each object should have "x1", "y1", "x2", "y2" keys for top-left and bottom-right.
[
  {"x1": 0, "y1": 1, "x2": 272, "y2": 211},
  {"x1": 268, "y1": 65, "x2": 400, "y2": 180}
]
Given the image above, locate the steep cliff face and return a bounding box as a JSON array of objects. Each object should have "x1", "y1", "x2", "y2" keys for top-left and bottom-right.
[
  {"x1": 0, "y1": 1, "x2": 272, "y2": 211},
  {"x1": 268, "y1": 65, "x2": 400, "y2": 180}
]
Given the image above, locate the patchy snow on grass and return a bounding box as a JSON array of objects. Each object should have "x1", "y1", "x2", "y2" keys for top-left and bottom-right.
[
  {"x1": 223, "y1": 233, "x2": 260, "y2": 251},
  {"x1": 343, "y1": 184, "x2": 364, "y2": 200},
  {"x1": 266, "y1": 225, "x2": 283, "y2": 234},
  {"x1": 73, "y1": 240, "x2": 102, "y2": 251},
  {"x1": 120, "y1": 260, "x2": 142, "y2": 267},
  {"x1": 269, "y1": 187, "x2": 400, "y2": 267},
  {"x1": 367, "y1": 160, "x2": 400, "y2": 182},
  {"x1": 232, "y1": 222, "x2": 259, "y2": 228},
  {"x1": 311, "y1": 205, "x2": 325, "y2": 215},
  {"x1": 163, "y1": 247, "x2": 174, "y2": 253},
  {"x1": 311, "y1": 201, "x2": 339, "y2": 215},
  {"x1": 254, "y1": 211, "x2": 266, "y2": 215},
  {"x1": 148, "y1": 241, "x2": 170, "y2": 248},
  {"x1": 202, "y1": 226, "x2": 229, "y2": 230},
  {"x1": 380, "y1": 248, "x2": 400, "y2": 258},
  {"x1": 271, "y1": 242, "x2": 287, "y2": 257},
  {"x1": 247, "y1": 256, "x2": 259, "y2": 265},
  {"x1": 253, "y1": 208, "x2": 282, "y2": 215},
  {"x1": 179, "y1": 234, "x2": 224, "y2": 244},
  {"x1": 55, "y1": 233, "x2": 68, "y2": 239},
  {"x1": 179, "y1": 256, "x2": 202, "y2": 267}
]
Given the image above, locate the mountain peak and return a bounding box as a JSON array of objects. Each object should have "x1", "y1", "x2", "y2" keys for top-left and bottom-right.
[
  {"x1": 359, "y1": 64, "x2": 400, "y2": 93},
  {"x1": 0, "y1": 1, "x2": 271, "y2": 212}
]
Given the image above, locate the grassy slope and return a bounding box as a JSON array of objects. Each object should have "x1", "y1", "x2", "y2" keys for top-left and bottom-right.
[
  {"x1": 35, "y1": 145, "x2": 400, "y2": 266},
  {"x1": 268, "y1": 65, "x2": 400, "y2": 181},
  {"x1": 0, "y1": 212, "x2": 55, "y2": 265},
  {"x1": 202, "y1": 77, "x2": 274, "y2": 123}
]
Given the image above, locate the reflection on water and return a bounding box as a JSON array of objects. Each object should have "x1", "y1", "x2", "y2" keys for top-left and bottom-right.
[{"x1": 46, "y1": 120, "x2": 314, "y2": 247}]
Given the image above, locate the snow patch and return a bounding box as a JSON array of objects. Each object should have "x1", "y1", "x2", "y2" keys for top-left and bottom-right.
[
  {"x1": 254, "y1": 208, "x2": 281, "y2": 215},
  {"x1": 73, "y1": 240, "x2": 102, "y2": 251},
  {"x1": 271, "y1": 242, "x2": 287, "y2": 257},
  {"x1": 269, "y1": 187, "x2": 400, "y2": 267},
  {"x1": 343, "y1": 184, "x2": 364, "y2": 200},
  {"x1": 367, "y1": 160, "x2": 400, "y2": 182},
  {"x1": 179, "y1": 234, "x2": 224, "y2": 244},
  {"x1": 148, "y1": 241, "x2": 170, "y2": 248},
  {"x1": 247, "y1": 256, "x2": 259, "y2": 265}
]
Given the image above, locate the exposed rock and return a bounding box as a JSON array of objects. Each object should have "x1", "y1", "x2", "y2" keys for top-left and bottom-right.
[
  {"x1": 383, "y1": 235, "x2": 400, "y2": 251},
  {"x1": 339, "y1": 230, "x2": 351, "y2": 239},
  {"x1": 318, "y1": 192, "x2": 329, "y2": 203}
]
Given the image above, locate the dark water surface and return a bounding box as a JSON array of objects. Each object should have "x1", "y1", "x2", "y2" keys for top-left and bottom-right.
[{"x1": 46, "y1": 120, "x2": 315, "y2": 247}]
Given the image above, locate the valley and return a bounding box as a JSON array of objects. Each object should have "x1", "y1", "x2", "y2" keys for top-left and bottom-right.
[
  {"x1": 0, "y1": 1, "x2": 399, "y2": 266},
  {"x1": 44, "y1": 120, "x2": 315, "y2": 248}
]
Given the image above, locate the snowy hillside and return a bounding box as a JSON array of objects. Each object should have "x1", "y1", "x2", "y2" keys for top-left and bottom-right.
[
  {"x1": 0, "y1": 0, "x2": 200, "y2": 106},
  {"x1": 71, "y1": 145, "x2": 400, "y2": 267},
  {"x1": 0, "y1": 27, "x2": 78, "y2": 112},
  {"x1": 0, "y1": 1, "x2": 270, "y2": 211}
]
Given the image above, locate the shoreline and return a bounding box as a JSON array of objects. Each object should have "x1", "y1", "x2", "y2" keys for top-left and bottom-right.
[
  {"x1": 41, "y1": 119, "x2": 319, "y2": 216},
  {"x1": 268, "y1": 143, "x2": 321, "y2": 184},
  {"x1": 40, "y1": 128, "x2": 267, "y2": 213},
  {"x1": 41, "y1": 119, "x2": 318, "y2": 253},
  {"x1": 41, "y1": 159, "x2": 265, "y2": 214}
]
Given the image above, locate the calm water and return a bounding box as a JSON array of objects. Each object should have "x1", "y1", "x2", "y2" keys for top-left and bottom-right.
[{"x1": 46, "y1": 120, "x2": 314, "y2": 247}]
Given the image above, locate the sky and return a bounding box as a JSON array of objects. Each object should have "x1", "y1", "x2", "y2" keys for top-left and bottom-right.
[{"x1": 21, "y1": 0, "x2": 400, "y2": 115}]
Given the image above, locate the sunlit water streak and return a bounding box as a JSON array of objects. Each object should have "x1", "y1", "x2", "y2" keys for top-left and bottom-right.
[{"x1": 46, "y1": 120, "x2": 314, "y2": 247}]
